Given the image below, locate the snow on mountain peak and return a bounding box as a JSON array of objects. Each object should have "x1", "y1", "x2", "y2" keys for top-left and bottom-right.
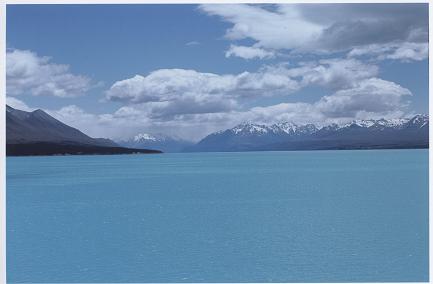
[
  {"x1": 230, "y1": 115, "x2": 428, "y2": 137},
  {"x1": 133, "y1": 133, "x2": 159, "y2": 142},
  {"x1": 410, "y1": 114, "x2": 429, "y2": 123},
  {"x1": 230, "y1": 121, "x2": 319, "y2": 136},
  {"x1": 275, "y1": 122, "x2": 299, "y2": 134},
  {"x1": 231, "y1": 122, "x2": 269, "y2": 135},
  {"x1": 374, "y1": 118, "x2": 409, "y2": 128}
]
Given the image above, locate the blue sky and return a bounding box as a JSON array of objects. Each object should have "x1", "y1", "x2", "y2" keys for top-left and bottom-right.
[{"x1": 6, "y1": 4, "x2": 429, "y2": 141}]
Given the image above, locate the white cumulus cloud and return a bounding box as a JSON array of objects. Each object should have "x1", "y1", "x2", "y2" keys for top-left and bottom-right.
[
  {"x1": 200, "y1": 4, "x2": 323, "y2": 51},
  {"x1": 225, "y1": 44, "x2": 275, "y2": 59},
  {"x1": 315, "y1": 78, "x2": 412, "y2": 118},
  {"x1": 7, "y1": 49, "x2": 93, "y2": 97},
  {"x1": 105, "y1": 68, "x2": 303, "y2": 118},
  {"x1": 348, "y1": 42, "x2": 428, "y2": 62},
  {"x1": 106, "y1": 58, "x2": 376, "y2": 106}
]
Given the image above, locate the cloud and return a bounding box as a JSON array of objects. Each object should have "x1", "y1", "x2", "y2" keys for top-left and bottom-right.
[
  {"x1": 103, "y1": 58, "x2": 394, "y2": 125},
  {"x1": 235, "y1": 78, "x2": 411, "y2": 125},
  {"x1": 200, "y1": 4, "x2": 322, "y2": 51},
  {"x1": 225, "y1": 44, "x2": 275, "y2": 59},
  {"x1": 308, "y1": 4, "x2": 428, "y2": 51},
  {"x1": 105, "y1": 68, "x2": 302, "y2": 117},
  {"x1": 106, "y1": 70, "x2": 239, "y2": 103},
  {"x1": 200, "y1": 4, "x2": 428, "y2": 58},
  {"x1": 106, "y1": 58, "x2": 375, "y2": 105},
  {"x1": 314, "y1": 78, "x2": 411, "y2": 118},
  {"x1": 105, "y1": 70, "x2": 243, "y2": 117},
  {"x1": 6, "y1": 97, "x2": 34, "y2": 112},
  {"x1": 279, "y1": 58, "x2": 379, "y2": 90},
  {"x1": 348, "y1": 42, "x2": 428, "y2": 62},
  {"x1": 6, "y1": 49, "x2": 94, "y2": 97},
  {"x1": 186, "y1": 41, "x2": 200, "y2": 46},
  {"x1": 386, "y1": 43, "x2": 428, "y2": 61}
]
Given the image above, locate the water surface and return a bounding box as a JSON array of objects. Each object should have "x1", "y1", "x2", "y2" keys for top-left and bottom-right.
[{"x1": 7, "y1": 150, "x2": 429, "y2": 282}]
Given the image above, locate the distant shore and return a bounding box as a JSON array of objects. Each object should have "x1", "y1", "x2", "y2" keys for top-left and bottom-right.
[
  {"x1": 6, "y1": 142, "x2": 428, "y2": 157},
  {"x1": 6, "y1": 142, "x2": 162, "y2": 157}
]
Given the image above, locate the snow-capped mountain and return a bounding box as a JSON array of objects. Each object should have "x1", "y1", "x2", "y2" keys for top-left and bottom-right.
[
  {"x1": 189, "y1": 115, "x2": 429, "y2": 152},
  {"x1": 118, "y1": 133, "x2": 193, "y2": 153},
  {"x1": 219, "y1": 121, "x2": 319, "y2": 137},
  {"x1": 406, "y1": 114, "x2": 429, "y2": 128},
  {"x1": 132, "y1": 133, "x2": 160, "y2": 142}
]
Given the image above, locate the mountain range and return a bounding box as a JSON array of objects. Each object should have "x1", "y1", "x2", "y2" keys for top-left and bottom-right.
[
  {"x1": 6, "y1": 105, "x2": 429, "y2": 155},
  {"x1": 118, "y1": 133, "x2": 193, "y2": 153},
  {"x1": 188, "y1": 115, "x2": 429, "y2": 152}
]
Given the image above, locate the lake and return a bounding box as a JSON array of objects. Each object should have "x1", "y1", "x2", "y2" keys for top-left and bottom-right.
[{"x1": 6, "y1": 149, "x2": 429, "y2": 282}]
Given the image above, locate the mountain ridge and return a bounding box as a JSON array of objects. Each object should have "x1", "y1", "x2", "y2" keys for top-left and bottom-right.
[
  {"x1": 189, "y1": 115, "x2": 429, "y2": 152},
  {"x1": 7, "y1": 105, "x2": 118, "y2": 147},
  {"x1": 6, "y1": 105, "x2": 162, "y2": 156},
  {"x1": 118, "y1": 133, "x2": 194, "y2": 153}
]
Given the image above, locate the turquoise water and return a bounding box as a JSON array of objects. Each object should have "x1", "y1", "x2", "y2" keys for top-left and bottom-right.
[{"x1": 7, "y1": 150, "x2": 429, "y2": 282}]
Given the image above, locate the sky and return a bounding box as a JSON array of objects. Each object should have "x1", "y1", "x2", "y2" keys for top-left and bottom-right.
[{"x1": 6, "y1": 4, "x2": 429, "y2": 141}]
